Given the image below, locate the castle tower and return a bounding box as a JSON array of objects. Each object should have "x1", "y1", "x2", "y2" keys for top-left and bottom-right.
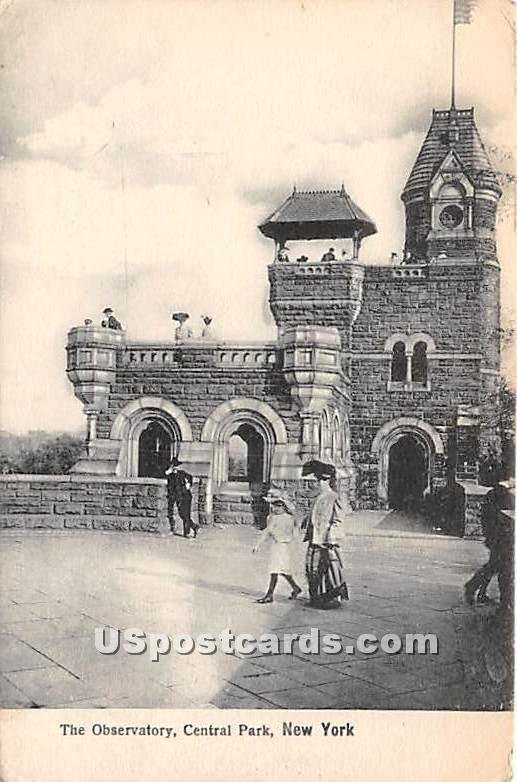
[
  {"x1": 401, "y1": 108, "x2": 501, "y2": 263},
  {"x1": 259, "y1": 186, "x2": 376, "y2": 463},
  {"x1": 401, "y1": 107, "x2": 502, "y2": 467},
  {"x1": 260, "y1": 186, "x2": 376, "y2": 344}
]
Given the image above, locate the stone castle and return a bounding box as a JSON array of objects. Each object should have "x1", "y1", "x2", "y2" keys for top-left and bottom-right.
[{"x1": 65, "y1": 105, "x2": 501, "y2": 534}]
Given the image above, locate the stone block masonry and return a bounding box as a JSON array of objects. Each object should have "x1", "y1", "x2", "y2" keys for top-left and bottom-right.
[{"x1": 0, "y1": 475, "x2": 168, "y2": 533}]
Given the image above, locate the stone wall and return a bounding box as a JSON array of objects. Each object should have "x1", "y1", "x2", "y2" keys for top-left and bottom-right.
[
  {"x1": 97, "y1": 358, "x2": 300, "y2": 443},
  {"x1": 268, "y1": 261, "x2": 363, "y2": 350},
  {"x1": 0, "y1": 475, "x2": 168, "y2": 533},
  {"x1": 461, "y1": 481, "x2": 491, "y2": 538},
  {"x1": 349, "y1": 261, "x2": 499, "y2": 507}
]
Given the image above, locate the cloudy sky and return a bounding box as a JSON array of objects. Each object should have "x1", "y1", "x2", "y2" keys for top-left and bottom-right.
[{"x1": 0, "y1": 0, "x2": 514, "y2": 433}]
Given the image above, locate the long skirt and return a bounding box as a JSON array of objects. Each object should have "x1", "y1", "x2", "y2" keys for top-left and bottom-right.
[{"x1": 305, "y1": 544, "x2": 349, "y2": 607}]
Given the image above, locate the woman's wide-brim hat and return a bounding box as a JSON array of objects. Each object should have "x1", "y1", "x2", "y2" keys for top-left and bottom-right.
[
  {"x1": 302, "y1": 460, "x2": 336, "y2": 480},
  {"x1": 265, "y1": 489, "x2": 295, "y2": 514},
  {"x1": 172, "y1": 312, "x2": 189, "y2": 322}
]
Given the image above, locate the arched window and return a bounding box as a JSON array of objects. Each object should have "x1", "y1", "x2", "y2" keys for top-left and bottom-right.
[
  {"x1": 332, "y1": 415, "x2": 342, "y2": 461},
  {"x1": 227, "y1": 423, "x2": 265, "y2": 485},
  {"x1": 412, "y1": 341, "x2": 428, "y2": 384},
  {"x1": 319, "y1": 410, "x2": 331, "y2": 459},
  {"x1": 391, "y1": 341, "x2": 407, "y2": 382}
]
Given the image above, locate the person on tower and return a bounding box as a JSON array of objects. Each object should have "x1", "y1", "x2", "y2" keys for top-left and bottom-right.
[
  {"x1": 201, "y1": 315, "x2": 215, "y2": 339},
  {"x1": 101, "y1": 307, "x2": 123, "y2": 330},
  {"x1": 321, "y1": 248, "x2": 336, "y2": 263}
]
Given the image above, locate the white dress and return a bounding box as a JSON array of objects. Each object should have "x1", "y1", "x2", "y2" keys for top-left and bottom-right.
[{"x1": 264, "y1": 513, "x2": 296, "y2": 574}]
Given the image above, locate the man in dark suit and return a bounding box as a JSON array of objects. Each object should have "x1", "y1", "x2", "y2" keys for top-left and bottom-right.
[{"x1": 165, "y1": 457, "x2": 198, "y2": 538}]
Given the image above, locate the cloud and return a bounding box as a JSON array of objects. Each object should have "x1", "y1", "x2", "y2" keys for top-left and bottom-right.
[{"x1": 0, "y1": 0, "x2": 514, "y2": 431}]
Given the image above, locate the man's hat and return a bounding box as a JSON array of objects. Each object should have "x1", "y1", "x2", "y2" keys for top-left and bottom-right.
[
  {"x1": 302, "y1": 459, "x2": 336, "y2": 480},
  {"x1": 265, "y1": 489, "x2": 295, "y2": 514},
  {"x1": 103, "y1": 307, "x2": 113, "y2": 314},
  {"x1": 169, "y1": 457, "x2": 183, "y2": 467}
]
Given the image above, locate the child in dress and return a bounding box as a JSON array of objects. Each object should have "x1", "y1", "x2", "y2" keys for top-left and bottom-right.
[{"x1": 252, "y1": 489, "x2": 302, "y2": 603}]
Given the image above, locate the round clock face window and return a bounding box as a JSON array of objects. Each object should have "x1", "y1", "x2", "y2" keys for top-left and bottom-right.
[{"x1": 439, "y1": 204, "x2": 464, "y2": 228}]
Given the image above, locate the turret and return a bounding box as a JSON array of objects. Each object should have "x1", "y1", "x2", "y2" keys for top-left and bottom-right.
[
  {"x1": 66, "y1": 323, "x2": 125, "y2": 443},
  {"x1": 401, "y1": 107, "x2": 501, "y2": 262}
]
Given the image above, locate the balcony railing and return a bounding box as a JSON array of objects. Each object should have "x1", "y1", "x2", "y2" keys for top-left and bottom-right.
[{"x1": 118, "y1": 342, "x2": 282, "y2": 369}]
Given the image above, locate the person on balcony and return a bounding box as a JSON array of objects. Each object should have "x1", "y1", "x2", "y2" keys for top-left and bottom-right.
[
  {"x1": 201, "y1": 315, "x2": 214, "y2": 339},
  {"x1": 101, "y1": 307, "x2": 123, "y2": 330},
  {"x1": 172, "y1": 312, "x2": 193, "y2": 342},
  {"x1": 277, "y1": 245, "x2": 290, "y2": 263},
  {"x1": 321, "y1": 248, "x2": 336, "y2": 263},
  {"x1": 165, "y1": 457, "x2": 199, "y2": 538}
]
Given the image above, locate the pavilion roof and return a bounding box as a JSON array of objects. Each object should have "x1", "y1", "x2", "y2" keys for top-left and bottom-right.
[{"x1": 259, "y1": 186, "x2": 377, "y2": 241}]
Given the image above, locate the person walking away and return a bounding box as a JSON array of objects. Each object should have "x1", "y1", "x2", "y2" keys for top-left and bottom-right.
[
  {"x1": 464, "y1": 479, "x2": 514, "y2": 606},
  {"x1": 165, "y1": 457, "x2": 199, "y2": 538},
  {"x1": 252, "y1": 490, "x2": 302, "y2": 603},
  {"x1": 302, "y1": 460, "x2": 350, "y2": 609}
]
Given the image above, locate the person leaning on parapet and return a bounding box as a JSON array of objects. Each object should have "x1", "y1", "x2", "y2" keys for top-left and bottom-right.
[
  {"x1": 165, "y1": 457, "x2": 199, "y2": 539},
  {"x1": 321, "y1": 247, "x2": 336, "y2": 263},
  {"x1": 464, "y1": 478, "x2": 514, "y2": 611},
  {"x1": 101, "y1": 307, "x2": 123, "y2": 330},
  {"x1": 401, "y1": 249, "x2": 416, "y2": 264},
  {"x1": 277, "y1": 245, "x2": 290, "y2": 263}
]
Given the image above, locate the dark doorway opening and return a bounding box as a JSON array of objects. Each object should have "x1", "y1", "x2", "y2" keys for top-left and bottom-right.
[
  {"x1": 138, "y1": 420, "x2": 173, "y2": 478},
  {"x1": 388, "y1": 435, "x2": 428, "y2": 510},
  {"x1": 228, "y1": 424, "x2": 265, "y2": 486}
]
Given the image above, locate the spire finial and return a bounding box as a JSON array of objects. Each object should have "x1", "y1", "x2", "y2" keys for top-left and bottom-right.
[
  {"x1": 292, "y1": 183, "x2": 297, "y2": 195},
  {"x1": 340, "y1": 182, "x2": 346, "y2": 196}
]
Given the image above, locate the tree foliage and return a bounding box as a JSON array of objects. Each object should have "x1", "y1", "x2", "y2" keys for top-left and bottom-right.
[{"x1": 1, "y1": 434, "x2": 83, "y2": 475}]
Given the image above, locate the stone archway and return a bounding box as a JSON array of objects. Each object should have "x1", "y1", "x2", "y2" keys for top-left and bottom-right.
[
  {"x1": 371, "y1": 417, "x2": 444, "y2": 505},
  {"x1": 387, "y1": 434, "x2": 428, "y2": 509},
  {"x1": 110, "y1": 397, "x2": 192, "y2": 477},
  {"x1": 138, "y1": 420, "x2": 174, "y2": 478},
  {"x1": 201, "y1": 398, "x2": 287, "y2": 523}
]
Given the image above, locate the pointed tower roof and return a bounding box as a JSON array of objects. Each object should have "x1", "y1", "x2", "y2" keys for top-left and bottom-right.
[
  {"x1": 402, "y1": 108, "x2": 501, "y2": 202},
  {"x1": 259, "y1": 185, "x2": 377, "y2": 241}
]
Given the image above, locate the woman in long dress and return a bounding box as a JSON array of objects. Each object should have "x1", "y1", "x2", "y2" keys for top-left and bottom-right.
[{"x1": 303, "y1": 461, "x2": 350, "y2": 609}]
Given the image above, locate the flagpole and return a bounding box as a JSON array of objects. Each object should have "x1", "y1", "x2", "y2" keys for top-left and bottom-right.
[{"x1": 451, "y1": 0, "x2": 456, "y2": 108}]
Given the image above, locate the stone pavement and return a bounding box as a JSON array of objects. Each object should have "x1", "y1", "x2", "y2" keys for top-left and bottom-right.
[{"x1": 0, "y1": 522, "x2": 512, "y2": 710}]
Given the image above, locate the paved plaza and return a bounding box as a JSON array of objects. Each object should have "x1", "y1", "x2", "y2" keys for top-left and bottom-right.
[{"x1": 0, "y1": 516, "x2": 513, "y2": 710}]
